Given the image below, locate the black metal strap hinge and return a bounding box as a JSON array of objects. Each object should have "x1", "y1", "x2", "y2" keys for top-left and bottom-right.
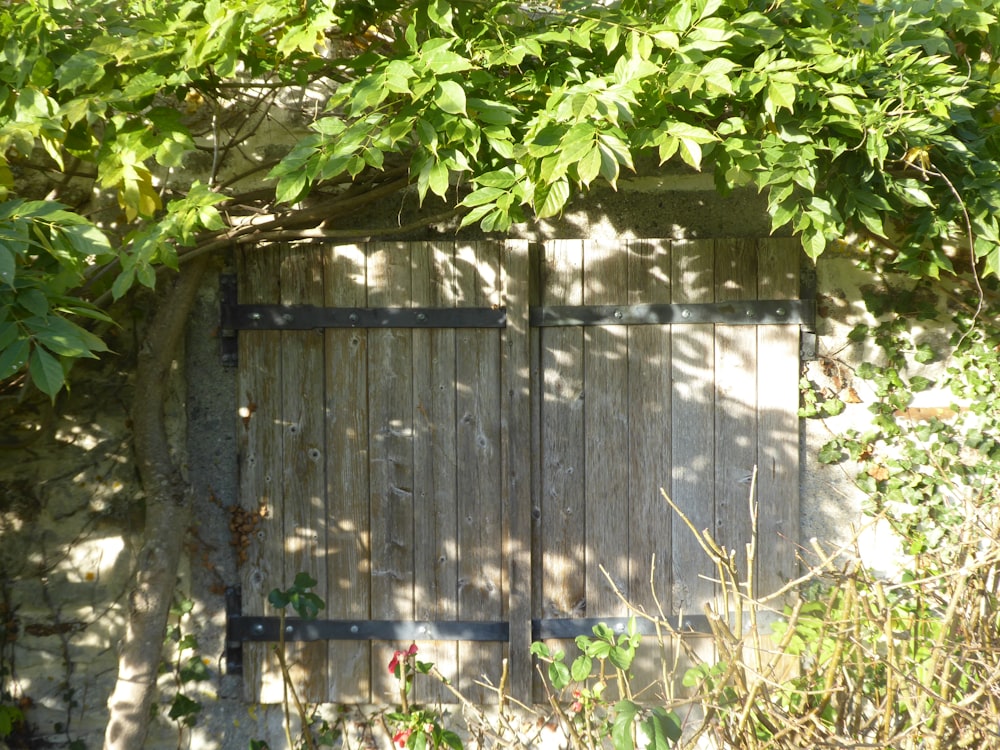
[
  {"x1": 220, "y1": 273, "x2": 815, "y2": 366},
  {"x1": 219, "y1": 275, "x2": 507, "y2": 366},
  {"x1": 225, "y1": 588, "x2": 710, "y2": 674},
  {"x1": 531, "y1": 300, "x2": 814, "y2": 328}
]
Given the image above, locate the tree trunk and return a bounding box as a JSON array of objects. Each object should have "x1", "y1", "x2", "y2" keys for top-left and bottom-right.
[{"x1": 103, "y1": 259, "x2": 207, "y2": 750}]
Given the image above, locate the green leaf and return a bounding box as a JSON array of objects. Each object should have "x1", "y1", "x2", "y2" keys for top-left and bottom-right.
[
  {"x1": 822, "y1": 398, "x2": 845, "y2": 416},
  {"x1": 18, "y1": 289, "x2": 49, "y2": 316},
  {"x1": 679, "y1": 139, "x2": 702, "y2": 170},
  {"x1": 293, "y1": 572, "x2": 318, "y2": 589},
  {"x1": 179, "y1": 656, "x2": 211, "y2": 683},
  {"x1": 827, "y1": 95, "x2": 860, "y2": 115},
  {"x1": 468, "y1": 98, "x2": 519, "y2": 126},
  {"x1": 801, "y1": 227, "x2": 826, "y2": 258},
  {"x1": 434, "y1": 80, "x2": 467, "y2": 115},
  {"x1": 609, "y1": 645, "x2": 634, "y2": 670},
  {"x1": 427, "y1": 0, "x2": 454, "y2": 33},
  {"x1": 558, "y1": 123, "x2": 597, "y2": 169},
  {"x1": 56, "y1": 50, "x2": 108, "y2": 91},
  {"x1": 61, "y1": 222, "x2": 112, "y2": 260},
  {"x1": 419, "y1": 41, "x2": 470, "y2": 75},
  {"x1": 639, "y1": 708, "x2": 683, "y2": 749},
  {"x1": 604, "y1": 25, "x2": 621, "y2": 55},
  {"x1": 427, "y1": 161, "x2": 450, "y2": 198},
  {"x1": 275, "y1": 172, "x2": 309, "y2": 205},
  {"x1": 534, "y1": 179, "x2": 570, "y2": 219},
  {"x1": 818, "y1": 442, "x2": 844, "y2": 464},
  {"x1": 30, "y1": 315, "x2": 107, "y2": 358},
  {"x1": 766, "y1": 81, "x2": 796, "y2": 114},
  {"x1": 612, "y1": 700, "x2": 639, "y2": 750},
  {"x1": 0, "y1": 705, "x2": 23, "y2": 737},
  {"x1": 0, "y1": 339, "x2": 29, "y2": 380},
  {"x1": 29, "y1": 346, "x2": 65, "y2": 399},
  {"x1": 570, "y1": 655, "x2": 593, "y2": 682},
  {"x1": 458, "y1": 203, "x2": 496, "y2": 228},
  {"x1": 0, "y1": 246, "x2": 14, "y2": 286},
  {"x1": 530, "y1": 642, "x2": 550, "y2": 659},
  {"x1": 461, "y1": 187, "x2": 506, "y2": 208},
  {"x1": 577, "y1": 147, "x2": 601, "y2": 187},
  {"x1": 914, "y1": 344, "x2": 935, "y2": 364},
  {"x1": 168, "y1": 693, "x2": 202, "y2": 721},
  {"x1": 268, "y1": 589, "x2": 291, "y2": 610},
  {"x1": 547, "y1": 659, "x2": 570, "y2": 690}
]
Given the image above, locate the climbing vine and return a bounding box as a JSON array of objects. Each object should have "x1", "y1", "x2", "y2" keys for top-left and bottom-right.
[
  {"x1": 1, "y1": 0, "x2": 999, "y2": 397},
  {"x1": 805, "y1": 259, "x2": 1000, "y2": 566}
]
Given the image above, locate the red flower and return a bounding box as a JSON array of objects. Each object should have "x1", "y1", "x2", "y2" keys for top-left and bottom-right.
[
  {"x1": 388, "y1": 643, "x2": 419, "y2": 674},
  {"x1": 392, "y1": 728, "x2": 412, "y2": 748}
]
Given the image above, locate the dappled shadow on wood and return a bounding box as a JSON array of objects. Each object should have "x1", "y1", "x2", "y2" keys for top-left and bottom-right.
[{"x1": 235, "y1": 238, "x2": 802, "y2": 706}]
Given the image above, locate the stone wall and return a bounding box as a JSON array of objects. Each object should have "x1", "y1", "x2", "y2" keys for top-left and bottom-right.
[{"x1": 0, "y1": 178, "x2": 919, "y2": 749}]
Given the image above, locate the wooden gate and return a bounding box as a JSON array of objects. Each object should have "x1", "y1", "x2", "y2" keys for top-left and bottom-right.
[{"x1": 228, "y1": 238, "x2": 804, "y2": 704}]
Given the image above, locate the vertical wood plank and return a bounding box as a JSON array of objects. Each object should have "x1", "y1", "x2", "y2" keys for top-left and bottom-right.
[
  {"x1": 456, "y1": 242, "x2": 504, "y2": 703},
  {"x1": 502, "y1": 239, "x2": 533, "y2": 701},
  {"x1": 714, "y1": 239, "x2": 758, "y2": 587},
  {"x1": 411, "y1": 241, "x2": 459, "y2": 704},
  {"x1": 279, "y1": 243, "x2": 329, "y2": 702},
  {"x1": 537, "y1": 240, "x2": 586, "y2": 698},
  {"x1": 756, "y1": 239, "x2": 800, "y2": 598},
  {"x1": 237, "y1": 246, "x2": 285, "y2": 702},
  {"x1": 528, "y1": 243, "x2": 545, "y2": 700},
  {"x1": 455, "y1": 242, "x2": 504, "y2": 703},
  {"x1": 324, "y1": 243, "x2": 371, "y2": 702},
  {"x1": 583, "y1": 239, "x2": 630, "y2": 617},
  {"x1": 368, "y1": 243, "x2": 416, "y2": 702},
  {"x1": 670, "y1": 239, "x2": 717, "y2": 685},
  {"x1": 626, "y1": 239, "x2": 674, "y2": 697}
]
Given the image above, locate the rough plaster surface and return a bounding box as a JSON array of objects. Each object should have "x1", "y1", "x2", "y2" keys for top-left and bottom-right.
[{"x1": 0, "y1": 183, "x2": 906, "y2": 749}]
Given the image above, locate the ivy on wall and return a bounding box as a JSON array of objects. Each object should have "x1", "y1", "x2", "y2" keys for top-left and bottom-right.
[{"x1": 802, "y1": 255, "x2": 1000, "y2": 565}]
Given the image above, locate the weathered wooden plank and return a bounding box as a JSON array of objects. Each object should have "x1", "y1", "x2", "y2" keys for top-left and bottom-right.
[
  {"x1": 237, "y1": 245, "x2": 285, "y2": 702},
  {"x1": 411, "y1": 241, "x2": 459, "y2": 704},
  {"x1": 324, "y1": 243, "x2": 372, "y2": 702},
  {"x1": 536, "y1": 240, "x2": 586, "y2": 699},
  {"x1": 367, "y1": 242, "x2": 416, "y2": 703},
  {"x1": 455, "y1": 242, "x2": 504, "y2": 703},
  {"x1": 501, "y1": 239, "x2": 533, "y2": 701},
  {"x1": 626, "y1": 239, "x2": 674, "y2": 696},
  {"x1": 279, "y1": 243, "x2": 329, "y2": 702},
  {"x1": 670, "y1": 239, "x2": 717, "y2": 688},
  {"x1": 755, "y1": 239, "x2": 800, "y2": 598},
  {"x1": 583, "y1": 239, "x2": 630, "y2": 618},
  {"x1": 528, "y1": 242, "x2": 545, "y2": 701},
  {"x1": 713, "y1": 239, "x2": 758, "y2": 586}
]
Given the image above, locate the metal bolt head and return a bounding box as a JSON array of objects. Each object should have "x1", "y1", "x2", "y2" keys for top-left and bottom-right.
[
  {"x1": 348, "y1": 312, "x2": 359, "y2": 324},
  {"x1": 613, "y1": 309, "x2": 623, "y2": 319},
  {"x1": 285, "y1": 624, "x2": 294, "y2": 634},
  {"x1": 249, "y1": 312, "x2": 262, "y2": 321},
  {"x1": 775, "y1": 307, "x2": 787, "y2": 317},
  {"x1": 681, "y1": 309, "x2": 691, "y2": 319},
  {"x1": 350, "y1": 624, "x2": 359, "y2": 634},
  {"x1": 252, "y1": 623, "x2": 265, "y2": 635},
  {"x1": 416, "y1": 312, "x2": 428, "y2": 322}
]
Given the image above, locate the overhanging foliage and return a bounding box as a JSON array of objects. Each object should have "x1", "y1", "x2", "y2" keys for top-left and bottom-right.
[{"x1": 1, "y1": 0, "x2": 999, "y2": 397}]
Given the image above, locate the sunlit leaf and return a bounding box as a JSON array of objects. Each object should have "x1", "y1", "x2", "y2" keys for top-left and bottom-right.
[{"x1": 29, "y1": 345, "x2": 65, "y2": 400}]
